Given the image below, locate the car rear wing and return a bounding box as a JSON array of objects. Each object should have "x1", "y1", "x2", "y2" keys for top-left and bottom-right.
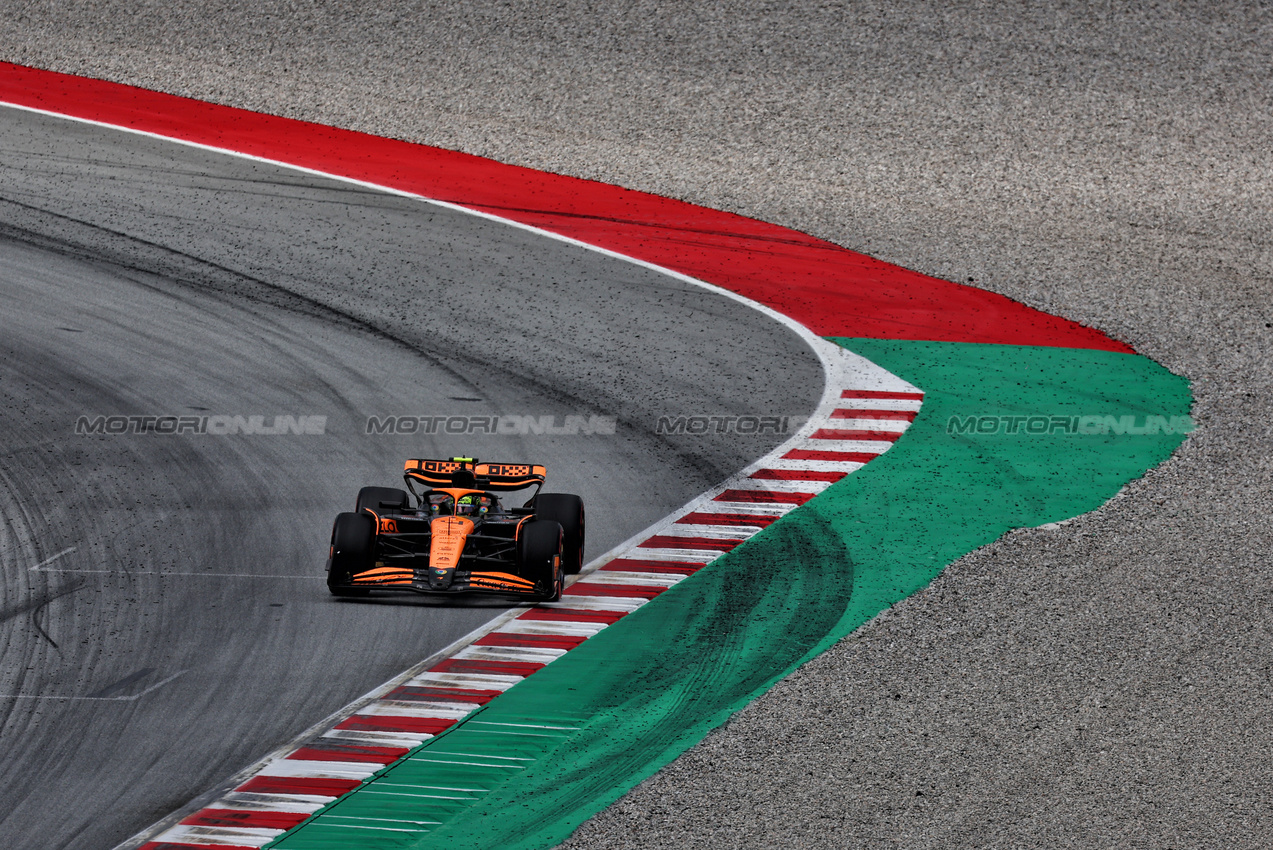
[{"x1": 403, "y1": 457, "x2": 547, "y2": 492}]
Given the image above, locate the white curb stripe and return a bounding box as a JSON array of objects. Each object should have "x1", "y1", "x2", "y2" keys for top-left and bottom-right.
[
  {"x1": 406, "y1": 672, "x2": 522, "y2": 690},
  {"x1": 152, "y1": 824, "x2": 284, "y2": 846},
  {"x1": 354, "y1": 701, "x2": 476, "y2": 720},
  {"x1": 493, "y1": 620, "x2": 609, "y2": 637},
  {"x1": 452, "y1": 645, "x2": 566, "y2": 664},
  {"x1": 578, "y1": 571, "x2": 685, "y2": 587},
  {"x1": 214, "y1": 793, "x2": 331, "y2": 813},
  {"x1": 321, "y1": 729, "x2": 434, "y2": 748}
]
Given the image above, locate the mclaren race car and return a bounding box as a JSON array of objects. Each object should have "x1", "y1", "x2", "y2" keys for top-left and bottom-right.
[{"x1": 325, "y1": 457, "x2": 584, "y2": 602}]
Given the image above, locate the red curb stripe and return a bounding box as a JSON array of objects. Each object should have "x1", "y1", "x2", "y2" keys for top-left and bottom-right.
[
  {"x1": 476, "y1": 632, "x2": 589, "y2": 650},
  {"x1": 181, "y1": 809, "x2": 311, "y2": 830},
  {"x1": 600, "y1": 559, "x2": 705, "y2": 575},
  {"x1": 639, "y1": 535, "x2": 741, "y2": 553},
  {"x1": 750, "y1": 469, "x2": 847, "y2": 482},
  {"x1": 383, "y1": 685, "x2": 502, "y2": 704},
  {"x1": 810, "y1": 428, "x2": 902, "y2": 442},
  {"x1": 430, "y1": 658, "x2": 543, "y2": 677},
  {"x1": 831, "y1": 408, "x2": 916, "y2": 421},
  {"x1": 0, "y1": 63, "x2": 1133, "y2": 353},
  {"x1": 715, "y1": 489, "x2": 815, "y2": 505},
  {"x1": 563, "y1": 583, "x2": 667, "y2": 599},
  {"x1": 333, "y1": 715, "x2": 457, "y2": 735},
  {"x1": 840, "y1": 390, "x2": 925, "y2": 400},
  {"x1": 236, "y1": 776, "x2": 360, "y2": 796},
  {"x1": 289, "y1": 744, "x2": 407, "y2": 763},
  {"x1": 675, "y1": 512, "x2": 780, "y2": 528},
  {"x1": 782, "y1": 449, "x2": 879, "y2": 463}
]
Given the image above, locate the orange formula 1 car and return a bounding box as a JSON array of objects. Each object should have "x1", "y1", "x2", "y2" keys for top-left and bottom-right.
[{"x1": 325, "y1": 457, "x2": 584, "y2": 602}]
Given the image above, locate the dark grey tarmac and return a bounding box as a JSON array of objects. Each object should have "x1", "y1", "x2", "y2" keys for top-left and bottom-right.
[{"x1": 3, "y1": 1, "x2": 1272, "y2": 847}]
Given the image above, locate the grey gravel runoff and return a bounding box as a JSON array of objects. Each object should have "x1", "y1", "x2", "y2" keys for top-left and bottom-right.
[{"x1": 4, "y1": 1, "x2": 1272, "y2": 847}]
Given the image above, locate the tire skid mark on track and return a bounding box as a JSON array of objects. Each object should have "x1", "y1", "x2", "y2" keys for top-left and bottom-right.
[
  {"x1": 133, "y1": 344, "x2": 922, "y2": 850},
  {"x1": 0, "y1": 670, "x2": 188, "y2": 702}
]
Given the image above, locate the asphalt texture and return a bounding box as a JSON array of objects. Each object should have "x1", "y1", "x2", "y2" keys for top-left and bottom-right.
[
  {"x1": 0, "y1": 106, "x2": 820, "y2": 849},
  {"x1": 3, "y1": 1, "x2": 1272, "y2": 847}
]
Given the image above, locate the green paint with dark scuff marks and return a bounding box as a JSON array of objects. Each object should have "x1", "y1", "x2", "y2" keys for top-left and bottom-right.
[{"x1": 268, "y1": 339, "x2": 1191, "y2": 850}]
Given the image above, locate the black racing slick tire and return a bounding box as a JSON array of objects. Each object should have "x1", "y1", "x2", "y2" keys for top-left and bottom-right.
[
  {"x1": 533, "y1": 493, "x2": 585, "y2": 574},
  {"x1": 355, "y1": 486, "x2": 410, "y2": 514},
  {"x1": 520, "y1": 519, "x2": 564, "y2": 602},
  {"x1": 327, "y1": 511, "x2": 374, "y2": 597}
]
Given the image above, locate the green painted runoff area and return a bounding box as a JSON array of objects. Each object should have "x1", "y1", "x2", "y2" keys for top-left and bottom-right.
[{"x1": 269, "y1": 339, "x2": 1191, "y2": 850}]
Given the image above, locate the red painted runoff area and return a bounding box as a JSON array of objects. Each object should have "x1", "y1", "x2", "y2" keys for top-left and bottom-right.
[{"x1": 0, "y1": 62, "x2": 1130, "y2": 352}]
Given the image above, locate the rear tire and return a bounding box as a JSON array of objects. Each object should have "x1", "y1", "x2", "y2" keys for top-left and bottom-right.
[
  {"x1": 520, "y1": 519, "x2": 563, "y2": 601},
  {"x1": 533, "y1": 494, "x2": 585, "y2": 574},
  {"x1": 355, "y1": 486, "x2": 410, "y2": 514},
  {"x1": 327, "y1": 511, "x2": 374, "y2": 597}
]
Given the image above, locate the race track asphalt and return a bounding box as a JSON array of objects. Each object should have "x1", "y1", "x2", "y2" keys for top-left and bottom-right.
[
  {"x1": 3, "y1": 1, "x2": 1273, "y2": 847},
  {"x1": 0, "y1": 105, "x2": 822, "y2": 849}
]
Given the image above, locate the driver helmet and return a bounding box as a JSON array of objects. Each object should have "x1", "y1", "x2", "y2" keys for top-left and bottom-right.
[{"x1": 456, "y1": 494, "x2": 489, "y2": 516}]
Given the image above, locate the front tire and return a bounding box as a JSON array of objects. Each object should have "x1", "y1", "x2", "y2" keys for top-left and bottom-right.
[
  {"x1": 533, "y1": 494, "x2": 584, "y2": 574},
  {"x1": 520, "y1": 519, "x2": 563, "y2": 601},
  {"x1": 327, "y1": 511, "x2": 374, "y2": 597}
]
